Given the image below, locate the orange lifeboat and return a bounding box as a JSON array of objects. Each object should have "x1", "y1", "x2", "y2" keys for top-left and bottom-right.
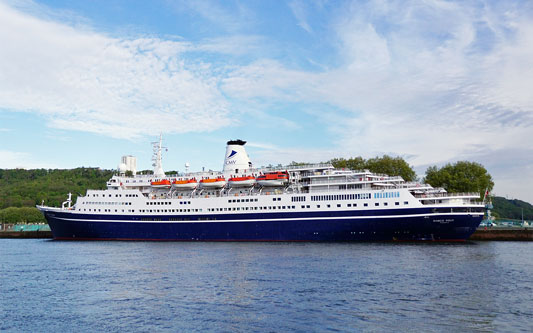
[
  {"x1": 256, "y1": 171, "x2": 289, "y2": 187},
  {"x1": 228, "y1": 175, "x2": 256, "y2": 187},
  {"x1": 150, "y1": 179, "x2": 171, "y2": 188},
  {"x1": 172, "y1": 178, "x2": 198, "y2": 190},
  {"x1": 199, "y1": 176, "x2": 226, "y2": 188}
]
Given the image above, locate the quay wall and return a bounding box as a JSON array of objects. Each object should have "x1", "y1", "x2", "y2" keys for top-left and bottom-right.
[
  {"x1": 470, "y1": 228, "x2": 533, "y2": 241},
  {"x1": 0, "y1": 231, "x2": 53, "y2": 238}
]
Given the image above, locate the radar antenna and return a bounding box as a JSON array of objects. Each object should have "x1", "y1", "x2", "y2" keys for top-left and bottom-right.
[{"x1": 152, "y1": 133, "x2": 166, "y2": 177}]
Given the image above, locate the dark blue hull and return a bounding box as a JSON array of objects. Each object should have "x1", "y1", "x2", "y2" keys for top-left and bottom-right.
[{"x1": 43, "y1": 208, "x2": 483, "y2": 242}]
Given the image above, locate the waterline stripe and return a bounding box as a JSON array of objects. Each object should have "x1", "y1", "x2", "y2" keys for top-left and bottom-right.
[{"x1": 54, "y1": 212, "x2": 483, "y2": 224}]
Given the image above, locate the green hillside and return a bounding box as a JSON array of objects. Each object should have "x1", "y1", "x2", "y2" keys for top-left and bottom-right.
[
  {"x1": 491, "y1": 196, "x2": 533, "y2": 220},
  {"x1": 0, "y1": 168, "x2": 113, "y2": 209}
]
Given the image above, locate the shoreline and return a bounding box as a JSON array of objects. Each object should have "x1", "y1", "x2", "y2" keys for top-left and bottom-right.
[
  {"x1": 0, "y1": 231, "x2": 53, "y2": 238},
  {"x1": 469, "y1": 227, "x2": 533, "y2": 241}
]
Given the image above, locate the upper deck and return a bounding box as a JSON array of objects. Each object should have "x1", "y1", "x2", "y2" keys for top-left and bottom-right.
[{"x1": 104, "y1": 162, "x2": 483, "y2": 209}]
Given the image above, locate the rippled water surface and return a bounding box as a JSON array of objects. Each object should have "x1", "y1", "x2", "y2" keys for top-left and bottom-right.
[{"x1": 1, "y1": 240, "x2": 532, "y2": 332}]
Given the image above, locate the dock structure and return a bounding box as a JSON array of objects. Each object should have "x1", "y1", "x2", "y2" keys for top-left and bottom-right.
[
  {"x1": 470, "y1": 227, "x2": 533, "y2": 241},
  {"x1": 0, "y1": 224, "x2": 52, "y2": 238}
]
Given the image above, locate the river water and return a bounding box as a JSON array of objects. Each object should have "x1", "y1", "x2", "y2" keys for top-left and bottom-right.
[{"x1": 1, "y1": 240, "x2": 532, "y2": 332}]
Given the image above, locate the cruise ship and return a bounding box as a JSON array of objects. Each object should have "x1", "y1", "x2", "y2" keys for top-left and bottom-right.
[{"x1": 38, "y1": 137, "x2": 485, "y2": 241}]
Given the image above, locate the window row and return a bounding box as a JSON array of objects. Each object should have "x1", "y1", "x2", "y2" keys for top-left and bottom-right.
[
  {"x1": 146, "y1": 201, "x2": 191, "y2": 205},
  {"x1": 228, "y1": 198, "x2": 259, "y2": 203},
  {"x1": 77, "y1": 201, "x2": 414, "y2": 214},
  {"x1": 139, "y1": 209, "x2": 200, "y2": 213},
  {"x1": 374, "y1": 192, "x2": 400, "y2": 199},
  {"x1": 82, "y1": 201, "x2": 132, "y2": 205},
  {"x1": 111, "y1": 194, "x2": 139, "y2": 198},
  {"x1": 208, "y1": 206, "x2": 297, "y2": 212},
  {"x1": 311, "y1": 193, "x2": 371, "y2": 201},
  {"x1": 91, "y1": 193, "x2": 138, "y2": 198}
]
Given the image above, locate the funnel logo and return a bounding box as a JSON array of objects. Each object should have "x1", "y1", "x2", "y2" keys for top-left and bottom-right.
[{"x1": 227, "y1": 150, "x2": 237, "y2": 159}]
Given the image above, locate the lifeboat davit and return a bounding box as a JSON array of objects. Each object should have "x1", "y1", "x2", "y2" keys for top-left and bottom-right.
[
  {"x1": 151, "y1": 179, "x2": 171, "y2": 188},
  {"x1": 199, "y1": 176, "x2": 226, "y2": 188},
  {"x1": 228, "y1": 175, "x2": 256, "y2": 187},
  {"x1": 172, "y1": 178, "x2": 198, "y2": 190},
  {"x1": 256, "y1": 171, "x2": 289, "y2": 187}
]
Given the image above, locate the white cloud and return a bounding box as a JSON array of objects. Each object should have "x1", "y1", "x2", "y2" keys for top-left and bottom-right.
[
  {"x1": 246, "y1": 142, "x2": 278, "y2": 150},
  {"x1": 251, "y1": 146, "x2": 342, "y2": 168},
  {"x1": 193, "y1": 35, "x2": 266, "y2": 56},
  {"x1": 222, "y1": 1, "x2": 533, "y2": 161},
  {"x1": 168, "y1": 0, "x2": 254, "y2": 34},
  {"x1": 0, "y1": 150, "x2": 57, "y2": 169},
  {"x1": 222, "y1": 59, "x2": 320, "y2": 101},
  {"x1": 289, "y1": 0, "x2": 313, "y2": 33},
  {"x1": 0, "y1": 1, "x2": 231, "y2": 140}
]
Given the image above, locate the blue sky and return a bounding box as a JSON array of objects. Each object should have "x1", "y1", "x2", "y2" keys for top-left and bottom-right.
[{"x1": 1, "y1": 0, "x2": 532, "y2": 203}]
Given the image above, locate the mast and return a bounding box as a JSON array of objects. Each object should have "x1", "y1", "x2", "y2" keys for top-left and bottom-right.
[{"x1": 152, "y1": 133, "x2": 166, "y2": 178}]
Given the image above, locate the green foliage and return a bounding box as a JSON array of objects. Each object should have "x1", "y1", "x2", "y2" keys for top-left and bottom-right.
[
  {"x1": 492, "y1": 196, "x2": 533, "y2": 220},
  {"x1": 424, "y1": 161, "x2": 494, "y2": 198},
  {"x1": 0, "y1": 207, "x2": 46, "y2": 224},
  {"x1": 330, "y1": 156, "x2": 416, "y2": 181},
  {"x1": 330, "y1": 157, "x2": 366, "y2": 171},
  {"x1": 288, "y1": 161, "x2": 309, "y2": 167},
  {"x1": 0, "y1": 168, "x2": 113, "y2": 209},
  {"x1": 365, "y1": 155, "x2": 416, "y2": 182}
]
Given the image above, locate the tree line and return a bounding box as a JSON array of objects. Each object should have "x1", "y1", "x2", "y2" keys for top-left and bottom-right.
[
  {"x1": 491, "y1": 196, "x2": 533, "y2": 220},
  {"x1": 0, "y1": 207, "x2": 46, "y2": 224},
  {"x1": 0, "y1": 168, "x2": 113, "y2": 224},
  {"x1": 328, "y1": 157, "x2": 493, "y2": 198},
  {"x1": 329, "y1": 156, "x2": 417, "y2": 182},
  {"x1": 0, "y1": 168, "x2": 113, "y2": 209}
]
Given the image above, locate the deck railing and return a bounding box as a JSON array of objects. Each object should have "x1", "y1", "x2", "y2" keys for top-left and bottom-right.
[{"x1": 413, "y1": 192, "x2": 480, "y2": 199}]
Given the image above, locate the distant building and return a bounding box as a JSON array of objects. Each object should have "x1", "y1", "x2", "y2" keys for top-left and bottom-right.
[{"x1": 118, "y1": 155, "x2": 137, "y2": 175}]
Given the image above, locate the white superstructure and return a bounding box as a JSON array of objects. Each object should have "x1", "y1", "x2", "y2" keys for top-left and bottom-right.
[{"x1": 94, "y1": 137, "x2": 483, "y2": 215}]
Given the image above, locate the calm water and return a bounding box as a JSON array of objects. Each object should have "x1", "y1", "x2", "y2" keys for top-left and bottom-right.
[{"x1": 1, "y1": 240, "x2": 532, "y2": 332}]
